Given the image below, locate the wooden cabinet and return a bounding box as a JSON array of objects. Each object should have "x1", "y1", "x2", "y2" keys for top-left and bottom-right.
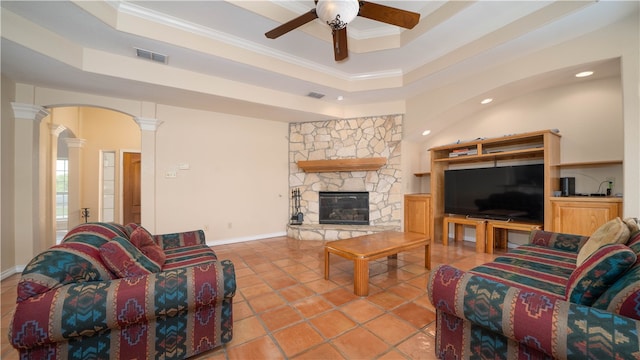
[
  {"x1": 404, "y1": 194, "x2": 431, "y2": 235},
  {"x1": 551, "y1": 197, "x2": 623, "y2": 236},
  {"x1": 430, "y1": 130, "x2": 561, "y2": 245}
]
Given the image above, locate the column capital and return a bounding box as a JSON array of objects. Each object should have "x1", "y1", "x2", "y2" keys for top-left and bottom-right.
[
  {"x1": 134, "y1": 117, "x2": 163, "y2": 131},
  {"x1": 11, "y1": 103, "x2": 49, "y2": 121},
  {"x1": 65, "y1": 138, "x2": 87, "y2": 148},
  {"x1": 49, "y1": 124, "x2": 66, "y2": 137}
]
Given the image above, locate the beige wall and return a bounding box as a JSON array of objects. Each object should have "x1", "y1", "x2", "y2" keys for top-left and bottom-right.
[
  {"x1": 1, "y1": 75, "x2": 17, "y2": 275},
  {"x1": 153, "y1": 104, "x2": 289, "y2": 243}
]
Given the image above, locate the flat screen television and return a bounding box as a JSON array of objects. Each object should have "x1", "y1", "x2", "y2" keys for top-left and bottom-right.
[{"x1": 444, "y1": 164, "x2": 544, "y2": 223}]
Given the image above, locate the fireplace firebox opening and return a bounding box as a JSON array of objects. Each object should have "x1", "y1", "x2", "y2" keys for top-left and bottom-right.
[{"x1": 319, "y1": 191, "x2": 369, "y2": 225}]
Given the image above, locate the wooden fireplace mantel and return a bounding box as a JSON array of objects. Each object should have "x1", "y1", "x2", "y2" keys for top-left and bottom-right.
[{"x1": 297, "y1": 157, "x2": 387, "y2": 172}]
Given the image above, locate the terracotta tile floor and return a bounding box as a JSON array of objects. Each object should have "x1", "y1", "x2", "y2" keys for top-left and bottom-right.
[{"x1": 1, "y1": 236, "x2": 500, "y2": 359}]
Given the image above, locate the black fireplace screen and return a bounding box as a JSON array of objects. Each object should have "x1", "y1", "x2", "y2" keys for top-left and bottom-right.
[{"x1": 319, "y1": 191, "x2": 369, "y2": 225}]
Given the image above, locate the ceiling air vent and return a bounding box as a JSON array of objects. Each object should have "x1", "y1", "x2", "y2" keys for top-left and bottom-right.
[
  {"x1": 135, "y1": 48, "x2": 168, "y2": 64},
  {"x1": 307, "y1": 92, "x2": 325, "y2": 99}
]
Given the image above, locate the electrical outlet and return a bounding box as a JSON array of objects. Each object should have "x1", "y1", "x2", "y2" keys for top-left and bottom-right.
[{"x1": 165, "y1": 170, "x2": 177, "y2": 178}]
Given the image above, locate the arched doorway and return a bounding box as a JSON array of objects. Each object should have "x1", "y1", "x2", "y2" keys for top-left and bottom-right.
[{"x1": 47, "y1": 106, "x2": 141, "y2": 244}]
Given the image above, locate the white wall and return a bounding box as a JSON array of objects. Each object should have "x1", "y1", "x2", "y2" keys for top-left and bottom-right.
[{"x1": 153, "y1": 104, "x2": 290, "y2": 243}]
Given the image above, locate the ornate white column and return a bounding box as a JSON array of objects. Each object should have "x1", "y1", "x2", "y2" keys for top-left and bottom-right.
[
  {"x1": 48, "y1": 124, "x2": 66, "y2": 245},
  {"x1": 11, "y1": 103, "x2": 49, "y2": 264},
  {"x1": 65, "y1": 138, "x2": 86, "y2": 229},
  {"x1": 134, "y1": 117, "x2": 163, "y2": 233}
]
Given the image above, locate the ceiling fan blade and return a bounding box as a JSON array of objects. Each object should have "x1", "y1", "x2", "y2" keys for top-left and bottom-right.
[
  {"x1": 265, "y1": 9, "x2": 318, "y2": 39},
  {"x1": 333, "y1": 27, "x2": 348, "y2": 61},
  {"x1": 358, "y1": 1, "x2": 420, "y2": 29}
]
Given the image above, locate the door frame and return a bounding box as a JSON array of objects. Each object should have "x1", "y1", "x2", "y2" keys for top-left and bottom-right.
[{"x1": 120, "y1": 149, "x2": 141, "y2": 224}]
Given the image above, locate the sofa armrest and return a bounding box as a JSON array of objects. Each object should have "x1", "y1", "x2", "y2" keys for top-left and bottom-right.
[
  {"x1": 428, "y1": 264, "x2": 640, "y2": 359},
  {"x1": 10, "y1": 259, "x2": 235, "y2": 349},
  {"x1": 154, "y1": 229, "x2": 206, "y2": 249},
  {"x1": 528, "y1": 229, "x2": 589, "y2": 253}
]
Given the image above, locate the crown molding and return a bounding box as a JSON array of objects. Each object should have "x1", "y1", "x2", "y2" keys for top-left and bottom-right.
[
  {"x1": 134, "y1": 117, "x2": 163, "y2": 131},
  {"x1": 65, "y1": 138, "x2": 87, "y2": 148},
  {"x1": 49, "y1": 124, "x2": 66, "y2": 137},
  {"x1": 11, "y1": 103, "x2": 49, "y2": 121}
]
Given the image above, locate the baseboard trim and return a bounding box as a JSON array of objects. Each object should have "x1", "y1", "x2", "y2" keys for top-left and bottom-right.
[
  {"x1": 206, "y1": 231, "x2": 287, "y2": 247},
  {"x1": 1, "y1": 265, "x2": 24, "y2": 280}
]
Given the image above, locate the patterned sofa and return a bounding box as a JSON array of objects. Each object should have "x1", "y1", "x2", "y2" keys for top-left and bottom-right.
[
  {"x1": 9, "y1": 222, "x2": 235, "y2": 359},
  {"x1": 428, "y1": 217, "x2": 640, "y2": 359}
]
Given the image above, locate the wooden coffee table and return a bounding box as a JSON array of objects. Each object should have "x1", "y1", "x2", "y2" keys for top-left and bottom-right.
[{"x1": 324, "y1": 231, "x2": 430, "y2": 296}]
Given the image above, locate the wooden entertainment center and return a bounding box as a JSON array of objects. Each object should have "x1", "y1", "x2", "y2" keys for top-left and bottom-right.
[
  {"x1": 429, "y1": 130, "x2": 560, "y2": 248},
  {"x1": 411, "y1": 129, "x2": 624, "y2": 253}
]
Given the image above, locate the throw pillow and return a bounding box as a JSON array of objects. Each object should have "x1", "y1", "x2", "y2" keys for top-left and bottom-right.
[
  {"x1": 576, "y1": 217, "x2": 631, "y2": 266},
  {"x1": 565, "y1": 244, "x2": 636, "y2": 306},
  {"x1": 124, "y1": 222, "x2": 141, "y2": 238},
  {"x1": 592, "y1": 263, "x2": 640, "y2": 320},
  {"x1": 99, "y1": 236, "x2": 161, "y2": 278},
  {"x1": 130, "y1": 226, "x2": 166, "y2": 268},
  {"x1": 624, "y1": 217, "x2": 640, "y2": 233}
]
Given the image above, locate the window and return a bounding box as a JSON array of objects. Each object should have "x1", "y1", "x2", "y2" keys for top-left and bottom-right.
[
  {"x1": 102, "y1": 151, "x2": 116, "y2": 222},
  {"x1": 56, "y1": 159, "x2": 69, "y2": 220}
]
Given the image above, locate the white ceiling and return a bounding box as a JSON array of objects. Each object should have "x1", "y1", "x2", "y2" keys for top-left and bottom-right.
[{"x1": 0, "y1": 1, "x2": 633, "y2": 127}]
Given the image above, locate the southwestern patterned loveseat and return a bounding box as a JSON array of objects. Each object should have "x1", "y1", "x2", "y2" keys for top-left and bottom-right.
[
  {"x1": 428, "y1": 217, "x2": 640, "y2": 359},
  {"x1": 9, "y1": 222, "x2": 235, "y2": 359}
]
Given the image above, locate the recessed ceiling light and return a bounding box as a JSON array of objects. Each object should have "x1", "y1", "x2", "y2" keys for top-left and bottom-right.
[
  {"x1": 337, "y1": 95, "x2": 344, "y2": 101},
  {"x1": 575, "y1": 71, "x2": 594, "y2": 78},
  {"x1": 422, "y1": 130, "x2": 431, "y2": 136},
  {"x1": 481, "y1": 98, "x2": 493, "y2": 105}
]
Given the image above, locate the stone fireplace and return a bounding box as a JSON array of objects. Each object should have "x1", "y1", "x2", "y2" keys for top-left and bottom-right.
[{"x1": 287, "y1": 115, "x2": 403, "y2": 240}]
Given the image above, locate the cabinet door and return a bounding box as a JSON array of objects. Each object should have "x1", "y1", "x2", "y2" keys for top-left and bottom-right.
[
  {"x1": 552, "y1": 200, "x2": 621, "y2": 236},
  {"x1": 405, "y1": 195, "x2": 430, "y2": 235}
]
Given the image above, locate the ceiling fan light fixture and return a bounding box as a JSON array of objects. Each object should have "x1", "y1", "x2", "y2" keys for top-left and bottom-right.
[{"x1": 316, "y1": 0, "x2": 359, "y2": 30}]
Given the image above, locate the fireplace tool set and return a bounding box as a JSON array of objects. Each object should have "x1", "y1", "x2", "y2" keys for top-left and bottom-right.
[{"x1": 290, "y1": 188, "x2": 303, "y2": 225}]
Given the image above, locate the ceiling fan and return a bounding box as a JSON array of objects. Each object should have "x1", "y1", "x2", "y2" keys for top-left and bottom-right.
[{"x1": 265, "y1": 0, "x2": 420, "y2": 61}]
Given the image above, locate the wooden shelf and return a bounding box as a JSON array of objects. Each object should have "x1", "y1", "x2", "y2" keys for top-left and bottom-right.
[
  {"x1": 433, "y1": 147, "x2": 545, "y2": 163},
  {"x1": 297, "y1": 157, "x2": 386, "y2": 172},
  {"x1": 554, "y1": 160, "x2": 623, "y2": 168},
  {"x1": 414, "y1": 172, "x2": 430, "y2": 177}
]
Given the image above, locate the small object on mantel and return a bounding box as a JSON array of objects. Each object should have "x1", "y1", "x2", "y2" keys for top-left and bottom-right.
[{"x1": 297, "y1": 157, "x2": 386, "y2": 173}]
